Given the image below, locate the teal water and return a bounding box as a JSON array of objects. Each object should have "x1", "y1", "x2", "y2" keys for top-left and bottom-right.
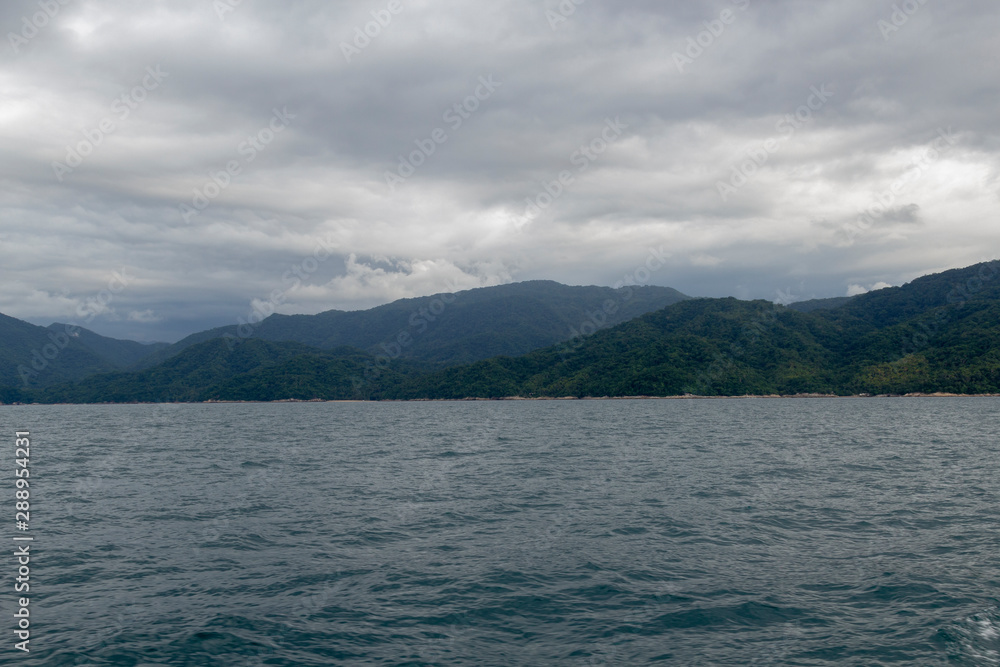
[{"x1": 4, "y1": 398, "x2": 1000, "y2": 665}]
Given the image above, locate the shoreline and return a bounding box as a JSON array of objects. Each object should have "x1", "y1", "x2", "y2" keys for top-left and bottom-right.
[
  {"x1": 399, "y1": 392, "x2": 1000, "y2": 401},
  {"x1": 3, "y1": 392, "x2": 1000, "y2": 406}
]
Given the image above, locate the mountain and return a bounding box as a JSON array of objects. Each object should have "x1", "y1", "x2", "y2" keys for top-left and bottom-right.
[
  {"x1": 384, "y1": 261, "x2": 1000, "y2": 398},
  {"x1": 0, "y1": 313, "x2": 167, "y2": 390},
  {"x1": 384, "y1": 298, "x2": 841, "y2": 399},
  {"x1": 36, "y1": 338, "x2": 426, "y2": 403},
  {"x1": 46, "y1": 323, "x2": 169, "y2": 367},
  {"x1": 2, "y1": 280, "x2": 687, "y2": 391},
  {"x1": 19, "y1": 261, "x2": 1000, "y2": 402},
  {"x1": 137, "y1": 281, "x2": 690, "y2": 368},
  {"x1": 786, "y1": 296, "x2": 853, "y2": 313}
]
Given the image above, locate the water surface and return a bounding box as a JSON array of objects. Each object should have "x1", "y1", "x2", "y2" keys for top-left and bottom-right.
[{"x1": 5, "y1": 398, "x2": 1000, "y2": 664}]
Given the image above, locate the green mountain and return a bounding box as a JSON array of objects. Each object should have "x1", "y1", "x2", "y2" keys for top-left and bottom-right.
[
  {"x1": 1, "y1": 280, "x2": 687, "y2": 396},
  {"x1": 17, "y1": 261, "x2": 1000, "y2": 403},
  {"x1": 137, "y1": 281, "x2": 690, "y2": 368},
  {"x1": 37, "y1": 338, "x2": 426, "y2": 403},
  {"x1": 383, "y1": 261, "x2": 1000, "y2": 398},
  {"x1": 786, "y1": 296, "x2": 853, "y2": 313},
  {"x1": 0, "y1": 314, "x2": 167, "y2": 390},
  {"x1": 47, "y1": 323, "x2": 168, "y2": 367},
  {"x1": 384, "y1": 298, "x2": 840, "y2": 399}
]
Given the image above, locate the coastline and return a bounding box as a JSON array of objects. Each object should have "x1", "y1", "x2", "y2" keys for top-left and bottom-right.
[{"x1": 4, "y1": 392, "x2": 1000, "y2": 406}]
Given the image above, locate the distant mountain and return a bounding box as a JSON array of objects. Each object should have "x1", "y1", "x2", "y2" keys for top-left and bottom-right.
[
  {"x1": 47, "y1": 323, "x2": 168, "y2": 367},
  {"x1": 383, "y1": 261, "x2": 1000, "y2": 398},
  {"x1": 0, "y1": 313, "x2": 167, "y2": 390},
  {"x1": 18, "y1": 261, "x2": 1000, "y2": 402},
  {"x1": 137, "y1": 281, "x2": 690, "y2": 368},
  {"x1": 0, "y1": 281, "x2": 688, "y2": 392},
  {"x1": 384, "y1": 298, "x2": 841, "y2": 399}
]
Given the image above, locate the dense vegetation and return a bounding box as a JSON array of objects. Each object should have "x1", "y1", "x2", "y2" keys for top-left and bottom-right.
[
  {"x1": 0, "y1": 313, "x2": 167, "y2": 389},
  {"x1": 136, "y1": 281, "x2": 690, "y2": 368},
  {"x1": 5, "y1": 261, "x2": 999, "y2": 403},
  {"x1": 34, "y1": 339, "x2": 430, "y2": 403}
]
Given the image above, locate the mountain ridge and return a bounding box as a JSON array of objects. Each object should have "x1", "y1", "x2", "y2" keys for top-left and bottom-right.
[
  {"x1": 132, "y1": 280, "x2": 690, "y2": 368},
  {"x1": 11, "y1": 260, "x2": 998, "y2": 403},
  {"x1": 0, "y1": 314, "x2": 168, "y2": 389}
]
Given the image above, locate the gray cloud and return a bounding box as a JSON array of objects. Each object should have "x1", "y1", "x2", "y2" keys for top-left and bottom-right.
[{"x1": 1, "y1": 0, "x2": 998, "y2": 341}]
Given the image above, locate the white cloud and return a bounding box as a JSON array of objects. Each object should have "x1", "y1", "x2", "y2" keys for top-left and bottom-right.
[
  {"x1": 690, "y1": 253, "x2": 723, "y2": 268},
  {"x1": 127, "y1": 309, "x2": 161, "y2": 323},
  {"x1": 295, "y1": 254, "x2": 514, "y2": 311},
  {"x1": 847, "y1": 281, "x2": 894, "y2": 296}
]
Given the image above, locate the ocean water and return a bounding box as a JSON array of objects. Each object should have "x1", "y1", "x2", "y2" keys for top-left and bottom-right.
[{"x1": 4, "y1": 398, "x2": 1000, "y2": 665}]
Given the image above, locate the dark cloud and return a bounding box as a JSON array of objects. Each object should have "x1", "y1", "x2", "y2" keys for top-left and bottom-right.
[{"x1": 1, "y1": 0, "x2": 998, "y2": 341}]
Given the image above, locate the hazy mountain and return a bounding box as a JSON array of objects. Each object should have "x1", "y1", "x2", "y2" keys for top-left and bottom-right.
[
  {"x1": 27, "y1": 260, "x2": 1000, "y2": 402},
  {"x1": 46, "y1": 323, "x2": 169, "y2": 367},
  {"x1": 137, "y1": 281, "x2": 690, "y2": 368},
  {"x1": 0, "y1": 314, "x2": 167, "y2": 390}
]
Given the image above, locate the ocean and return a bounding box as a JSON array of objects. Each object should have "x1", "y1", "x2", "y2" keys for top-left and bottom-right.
[{"x1": 4, "y1": 398, "x2": 999, "y2": 665}]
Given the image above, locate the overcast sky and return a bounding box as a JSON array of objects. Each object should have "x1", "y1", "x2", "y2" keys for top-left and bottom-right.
[{"x1": 2, "y1": 0, "x2": 998, "y2": 342}]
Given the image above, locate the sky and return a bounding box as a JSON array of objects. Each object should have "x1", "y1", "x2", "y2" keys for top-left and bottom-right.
[{"x1": 1, "y1": 0, "x2": 998, "y2": 342}]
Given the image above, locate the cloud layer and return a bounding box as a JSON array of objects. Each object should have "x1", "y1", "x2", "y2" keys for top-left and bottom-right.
[{"x1": 1, "y1": 0, "x2": 998, "y2": 341}]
